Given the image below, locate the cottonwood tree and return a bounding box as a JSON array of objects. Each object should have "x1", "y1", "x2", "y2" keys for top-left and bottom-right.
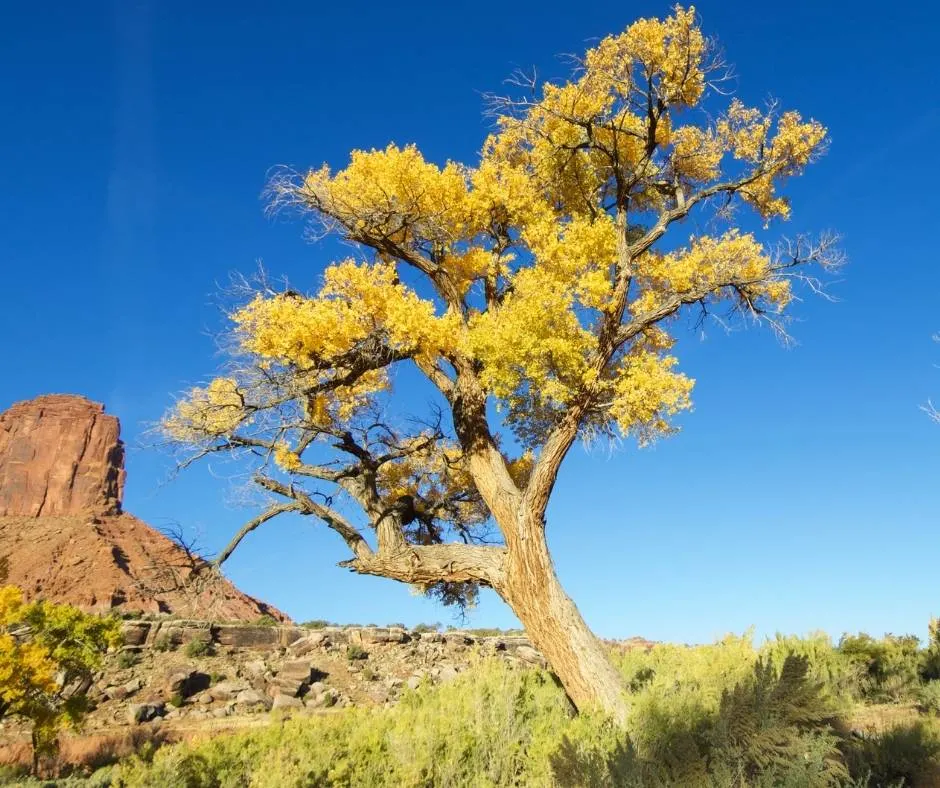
[{"x1": 164, "y1": 6, "x2": 839, "y2": 722}]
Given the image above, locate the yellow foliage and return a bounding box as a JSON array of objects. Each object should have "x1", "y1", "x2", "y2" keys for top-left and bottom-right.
[
  {"x1": 273, "y1": 442, "x2": 302, "y2": 472},
  {"x1": 164, "y1": 377, "x2": 246, "y2": 441},
  {"x1": 468, "y1": 267, "x2": 595, "y2": 409},
  {"x1": 167, "y1": 5, "x2": 828, "y2": 462},
  {"x1": 0, "y1": 586, "x2": 121, "y2": 762},
  {"x1": 233, "y1": 260, "x2": 461, "y2": 367},
  {"x1": 300, "y1": 144, "x2": 475, "y2": 246},
  {"x1": 633, "y1": 231, "x2": 790, "y2": 314},
  {"x1": 609, "y1": 351, "x2": 694, "y2": 443}
]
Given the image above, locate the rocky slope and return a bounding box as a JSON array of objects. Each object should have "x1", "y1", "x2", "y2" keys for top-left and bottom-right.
[{"x1": 0, "y1": 394, "x2": 286, "y2": 621}]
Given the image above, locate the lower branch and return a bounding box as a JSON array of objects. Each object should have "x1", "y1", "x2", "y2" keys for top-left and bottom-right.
[{"x1": 340, "y1": 544, "x2": 507, "y2": 589}]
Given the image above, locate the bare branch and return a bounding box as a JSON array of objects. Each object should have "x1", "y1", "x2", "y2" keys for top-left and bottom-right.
[{"x1": 214, "y1": 502, "x2": 304, "y2": 567}]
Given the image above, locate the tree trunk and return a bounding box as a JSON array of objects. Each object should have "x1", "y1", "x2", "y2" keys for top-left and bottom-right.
[{"x1": 499, "y1": 523, "x2": 631, "y2": 725}]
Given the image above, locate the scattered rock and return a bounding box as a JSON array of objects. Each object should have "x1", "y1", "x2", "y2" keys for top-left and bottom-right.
[
  {"x1": 128, "y1": 702, "x2": 164, "y2": 725},
  {"x1": 123, "y1": 678, "x2": 143, "y2": 696},
  {"x1": 208, "y1": 679, "x2": 249, "y2": 702},
  {"x1": 271, "y1": 693, "x2": 304, "y2": 711},
  {"x1": 235, "y1": 688, "x2": 268, "y2": 707},
  {"x1": 165, "y1": 670, "x2": 210, "y2": 699},
  {"x1": 436, "y1": 665, "x2": 460, "y2": 683},
  {"x1": 289, "y1": 632, "x2": 328, "y2": 656}
]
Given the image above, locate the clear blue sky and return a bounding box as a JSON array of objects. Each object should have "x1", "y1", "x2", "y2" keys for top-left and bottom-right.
[{"x1": 3, "y1": 1, "x2": 938, "y2": 644}]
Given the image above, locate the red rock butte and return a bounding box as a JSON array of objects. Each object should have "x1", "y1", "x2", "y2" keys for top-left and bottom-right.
[
  {"x1": 0, "y1": 394, "x2": 288, "y2": 622},
  {"x1": 0, "y1": 394, "x2": 125, "y2": 517}
]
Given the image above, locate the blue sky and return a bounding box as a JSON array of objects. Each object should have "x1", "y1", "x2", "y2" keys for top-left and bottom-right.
[{"x1": 2, "y1": 1, "x2": 938, "y2": 644}]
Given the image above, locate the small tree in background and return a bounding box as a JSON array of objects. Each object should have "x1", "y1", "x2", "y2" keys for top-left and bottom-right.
[
  {"x1": 164, "y1": 6, "x2": 839, "y2": 722},
  {"x1": 0, "y1": 583, "x2": 121, "y2": 772}
]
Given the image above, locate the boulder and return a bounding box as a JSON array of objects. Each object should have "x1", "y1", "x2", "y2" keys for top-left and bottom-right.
[
  {"x1": 361, "y1": 627, "x2": 409, "y2": 645},
  {"x1": 271, "y1": 693, "x2": 304, "y2": 711},
  {"x1": 288, "y1": 632, "x2": 328, "y2": 656},
  {"x1": 121, "y1": 622, "x2": 151, "y2": 647},
  {"x1": 514, "y1": 645, "x2": 546, "y2": 667},
  {"x1": 128, "y1": 702, "x2": 164, "y2": 725},
  {"x1": 215, "y1": 625, "x2": 281, "y2": 649},
  {"x1": 208, "y1": 679, "x2": 249, "y2": 702},
  {"x1": 165, "y1": 669, "x2": 210, "y2": 698},
  {"x1": 235, "y1": 688, "x2": 268, "y2": 708}
]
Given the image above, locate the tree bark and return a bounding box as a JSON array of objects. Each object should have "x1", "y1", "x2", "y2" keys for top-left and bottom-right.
[{"x1": 497, "y1": 520, "x2": 631, "y2": 725}]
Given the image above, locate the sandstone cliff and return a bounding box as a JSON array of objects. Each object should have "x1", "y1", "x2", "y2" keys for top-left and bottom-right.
[
  {"x1": 0, "y1": 394, "x2": 125, "y2": 517},
  {"x1": 0, "y1": 394, "x2": 287, "y2": 621}
]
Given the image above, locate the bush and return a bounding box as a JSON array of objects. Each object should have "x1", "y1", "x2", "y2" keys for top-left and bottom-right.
[
  {"x1": 116, "y1": 650, "x2": 140, "y2": 670},
  {"x1": 254, "y1": 615, "x2": 279, "y2": 627},
  {"x1": 838, "y1": 633, "x2": 922, "y2": 702},
  {"x1": 183, "y1": 639, "x2": 213, "y2": 658},
  {"x1": 844, "y1": 720, "x2": 940, "y2": 787},
  {"x1": 917, "y1": 682, "x2": 940, "y2": 715},
  {"x1": 412, "y1": 622, "x2": 441, "y2": 634},
  {"x1": 759, "y1": 632, "x2": 864, "y2": 705},
  {"x1": 346, "y1": 644, "x2": 368, "y2": 661},
  {"x1": 300, "y1": 619, "x2": 332, "y2": 629},
  {"x1": 152, "y1": 634, "x2": 175, "y2": 653}
]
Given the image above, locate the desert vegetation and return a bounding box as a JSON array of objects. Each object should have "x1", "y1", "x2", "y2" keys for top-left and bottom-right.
[{"x1": 5, "y1": 624, "x2": 940, "y2": 786}]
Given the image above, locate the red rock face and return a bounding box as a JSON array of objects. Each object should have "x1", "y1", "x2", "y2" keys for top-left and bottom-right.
[
  {"x1": 0, "y1": 395, "x2": 125, "y2": 517},
  {"x1": 0, "y1": 394, "x2": 288, "y2": 621}
]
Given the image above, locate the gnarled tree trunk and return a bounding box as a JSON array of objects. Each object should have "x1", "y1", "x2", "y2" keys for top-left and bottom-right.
[{"x1": 498, "y1": 518, "x2": 630, "y2": 724}]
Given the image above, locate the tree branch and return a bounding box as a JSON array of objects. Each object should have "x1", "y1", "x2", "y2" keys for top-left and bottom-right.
[
  {"x1": 340, "y1": 543, "x2": 507, "y2": 590},
  {"x1": 254, "y1": 474, "x2": 373, "y2": 560},
  {"x1": 213, "y1": 503, "x2": 303, "y2": 567}
]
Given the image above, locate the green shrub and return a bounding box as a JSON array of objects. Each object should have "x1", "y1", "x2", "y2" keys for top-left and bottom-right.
[
  {"x1": 844, "y1": 720, "x2": 940, "y2": 787},
  {"x1": 760, "y1": 632, "x2": 861, "y2": 703},
  {"x1": 346, "y1": 644, "x2": 368, "y2": 661},
  {"x1": 412, "y1": 622, "x2": 441, "y2": 634},
  {"x1": 152, "y1": 634, "x2": 175, "y2": 653},
  {"x1": 300, "y1": 619, "x2": 332, "y2": 629},
  {"x1": 116, "y1": 650, "x2": 140, "y2": 670},
  {"x1": 254, "y1": 615, "x2": 279, "y2": 627},
  {"x1": 168, "y1": 693, "x2": 184, "y2": 709},
  {"x1": 917, "y1": 682, "x2": 940, "y2": 715},
  {"x1": 838, "y1": 633, "x2": 922, "y2": 702},
  {"x1": 183, "y1": 639, "x2": 213, "y2": 658}
]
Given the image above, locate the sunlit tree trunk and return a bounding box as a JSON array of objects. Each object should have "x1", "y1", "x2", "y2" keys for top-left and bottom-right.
[{"x1": 498, "y1": 516, "x2": 631, "y2": 724}]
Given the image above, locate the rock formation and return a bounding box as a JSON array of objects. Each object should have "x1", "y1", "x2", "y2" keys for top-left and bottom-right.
[
  {"x1": 0, "y1": 394, "x2": 287, "y2": 621},
  {"x1": 0, "y1": 394, "x2": 125, "y2": 517}
]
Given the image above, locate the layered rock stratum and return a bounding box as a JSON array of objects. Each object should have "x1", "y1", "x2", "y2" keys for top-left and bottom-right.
[{"x1": 0, "y1": 394, "x2": 286, "y2": 621}]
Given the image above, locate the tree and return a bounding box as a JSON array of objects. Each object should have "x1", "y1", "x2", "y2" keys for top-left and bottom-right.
[
  {"x1": 0, "y1": 584, "x2": 121, "y2": 772},
  {"x1": 163, "y1": 6, "x2": 839, "y2": 723}
]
